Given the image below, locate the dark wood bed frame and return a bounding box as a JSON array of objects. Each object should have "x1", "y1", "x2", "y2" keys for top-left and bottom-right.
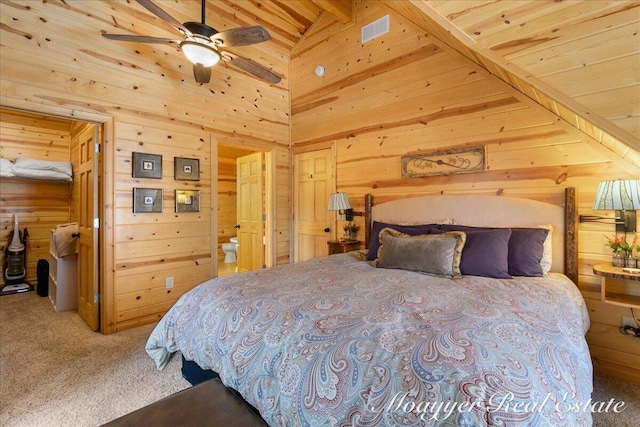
[{"x1": 363, "y1": 188, "x2": 578, "y2": 284}]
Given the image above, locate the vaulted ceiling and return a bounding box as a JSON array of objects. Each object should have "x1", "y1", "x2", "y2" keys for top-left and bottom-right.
[
  {"x1": 1, "y1": 0, "x2": 638, "y2": 155},
  {"x1": 388, "y1": 0, "x2": 639, "y2": 154},
  {"x1": 205, "y1": 0, "x2": 640, "y2": 155}
]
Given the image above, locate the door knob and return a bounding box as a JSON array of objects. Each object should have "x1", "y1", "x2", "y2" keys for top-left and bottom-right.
[
  {"x1": 324, "y1": 227, "x2": 330, "y2": 233},
  {"x1": 235, "y1": 224, "x2": 240, "y2": 229},
  {"x1": 71, "y1": 233, "x2": 80, "y2": 238}
]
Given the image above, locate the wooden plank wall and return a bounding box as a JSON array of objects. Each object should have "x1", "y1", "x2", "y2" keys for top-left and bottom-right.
[
  {"x1": 272, "y1": 145, "x2": 293, "y2": 266},
  {"x1": 68, "y1": 122, "x2": 81, "y2": 226},
  {"x1": 0, "y1": 108, "x2": 73, "y2": 286},
  {"x1": 112, "y1": 122, "x2": 213, "y2": 330},
  {"x1": 291, "y1": 1, "x2": 640, "y2": 383},
  {"x1": 389, "y1": 0, "x2": 640, "y2": 158},
  {"x1": 0, "y1": 1, "x2": 291, "y2": 333}
]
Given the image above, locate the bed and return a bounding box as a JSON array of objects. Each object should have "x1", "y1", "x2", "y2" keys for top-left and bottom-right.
[{"x1": 146, "y1": 189, "x2": 593, "y2": 426}]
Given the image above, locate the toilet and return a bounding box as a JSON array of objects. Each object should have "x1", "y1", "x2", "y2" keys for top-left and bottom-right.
[{"x1": 222, "y1": 237, "x2": 238, "y2": 263}]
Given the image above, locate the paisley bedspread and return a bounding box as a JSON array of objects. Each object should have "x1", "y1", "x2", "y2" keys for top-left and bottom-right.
[{"x1": 146, "y1": 253, "x2": 593, "y2": 426}]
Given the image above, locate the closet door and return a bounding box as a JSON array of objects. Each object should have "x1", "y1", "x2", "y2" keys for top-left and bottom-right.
[
  {"x1": 293, "y1": 149, "x2": 333, "y2": 262},
  {"x1": 76, "y1": 124, "x2": 100, "y2": 331}
]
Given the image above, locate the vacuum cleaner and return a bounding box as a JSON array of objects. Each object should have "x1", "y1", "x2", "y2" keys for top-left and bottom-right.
[{"x1": 1, "y1": 214, "x2": 33, "y2": 295}]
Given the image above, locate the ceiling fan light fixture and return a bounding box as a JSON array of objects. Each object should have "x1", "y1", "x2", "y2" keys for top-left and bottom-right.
[{"x1": 180, "y1": 40, "x2": 221, "y2": 67}]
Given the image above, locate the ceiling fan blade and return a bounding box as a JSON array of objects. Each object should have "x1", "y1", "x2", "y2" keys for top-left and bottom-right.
[
  {"x1": 136, "y1": 0, "x2": 191, "y2": 36},
  {"x1": 193, "y1": 64, "x2": 212, "y2": 84},
  {"x1": 102, "y1": 34, "x2": 177, "y2": 44},
  {"x1": 223, "y1": 52, "x2": 281, "y2": 84},
  {"x1": 213, "y1": 26, "x2": 271, "y2": 47}
]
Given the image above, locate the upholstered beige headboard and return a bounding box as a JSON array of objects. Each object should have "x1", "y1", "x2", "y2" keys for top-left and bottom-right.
[{"x1": 364, "y1": 189, "x2": 578, "y2": 282}]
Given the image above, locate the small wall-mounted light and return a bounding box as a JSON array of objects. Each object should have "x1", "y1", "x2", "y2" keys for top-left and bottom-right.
[
  {"x1": 314, "y1": 65, "x2": 325, "y2": 77},
  {"x1": 579, "y1": 179, "x2": 640, "y2": 232},
  {"x1": 327, "y1": 192, "x2": 362, "y2": 221}
]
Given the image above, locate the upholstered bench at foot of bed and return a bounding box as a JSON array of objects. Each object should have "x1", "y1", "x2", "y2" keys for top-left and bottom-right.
[{"x1": 102, "y1": 378, "x2": 268, "y2": 427}]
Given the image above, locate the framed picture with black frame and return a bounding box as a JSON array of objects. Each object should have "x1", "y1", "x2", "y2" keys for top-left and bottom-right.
[
  {"x1": 132, "y1": 152, "x2": 162, "y2": 179},
  {"x1": 174, "y1": 157, "x2": 200, "y2": 181},
  {"x1": 133, "y1": 188, "x2": 163, "y2": 213}
]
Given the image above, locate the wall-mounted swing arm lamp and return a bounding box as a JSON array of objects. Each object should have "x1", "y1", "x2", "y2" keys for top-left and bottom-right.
[
  {"x1": 579, "y1": 179, "x2": 640, "y2": 233},
  {"x1": 327, "y1": 192, "x2": 363, "y2": 221}
]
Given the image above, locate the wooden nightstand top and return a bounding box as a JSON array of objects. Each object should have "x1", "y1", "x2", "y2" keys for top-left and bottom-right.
[
  {"x1": 593, "y1": 264, "x2": 640, "y2": 282},
  {"x1": 327, "y1": 240, "x2": 362, "y2": 255}
]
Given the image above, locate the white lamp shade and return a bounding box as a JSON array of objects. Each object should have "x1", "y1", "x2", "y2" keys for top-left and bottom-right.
[
  {"x1": 328, "y1": 192, "x2": 351, "y2": 211},
  {"x1": 593, "y1": 179, "x2": 640, "y2": 210},
  {"x1": 180, "y1": 41, "x2": 221, "y2": 67}
]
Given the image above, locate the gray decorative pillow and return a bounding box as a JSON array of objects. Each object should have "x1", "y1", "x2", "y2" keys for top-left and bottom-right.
[{"x1": 373, "y1": 228, "x2": 466, "y2": 277}]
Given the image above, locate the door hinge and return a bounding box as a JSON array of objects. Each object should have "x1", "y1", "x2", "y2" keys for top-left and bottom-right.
[
  {"x1": 262, "y1": 163, "x2": 266, "y2": 171},
  {"x1": 95, "y1": 143, "x2": 100, "y2": 153},
  {"x1": 262, "y1": 264, "x2": 266, "y2": 269},
  {"x1": 94, "y1": 294, "x2": 100, "y2": 304},
  {"x1": 262, "y1": 214, "x2": 267, "y2": 221},
  {"x1": 93, "y1": 218, "x2": 100, "y2": 228}
]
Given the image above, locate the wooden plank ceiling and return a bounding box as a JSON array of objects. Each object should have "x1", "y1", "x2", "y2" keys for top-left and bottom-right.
[
  {"x1": 386, "y1": 0, "x2": 640, "y2": 155},
  {"x1": 0, "y1": 0, "x2": 637, "y2": 155},
  {"x1": 194, "y1": 0, "x2": 639, "y2": 155}
]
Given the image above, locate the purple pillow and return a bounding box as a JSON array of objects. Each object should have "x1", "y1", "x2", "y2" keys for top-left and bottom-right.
[
  {"x1": 366, "y1": 221, "x2": 439, "y2": 261},
  {"x1": 508, "y1": 228, "x2": 549, "y2": 276},
  {"x1": 439, "y1": 225, "x2": 512, "y2": 278}
]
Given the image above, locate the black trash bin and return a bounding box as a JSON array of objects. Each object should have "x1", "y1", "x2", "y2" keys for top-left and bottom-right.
[{"x1": 36, "y1": 259, "x2": 49, "y2": 297}]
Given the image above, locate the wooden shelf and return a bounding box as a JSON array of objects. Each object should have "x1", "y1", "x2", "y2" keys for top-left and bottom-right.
[
  {"x1": 593, "y1": 264, "x2": 640, "y2": 309},
  {"x1": 0, "y1": 176, "x2": 72, "y2": 183}
]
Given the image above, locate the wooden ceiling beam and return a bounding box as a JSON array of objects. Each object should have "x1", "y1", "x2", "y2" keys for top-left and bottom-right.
[{"x1": 310, "y1": 0, "x2": 353, "y2": 24}]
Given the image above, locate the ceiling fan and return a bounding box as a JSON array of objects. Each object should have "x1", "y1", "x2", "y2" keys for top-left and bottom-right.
[{"x1": 102, "y1": 0, "x2": 281, "y2": 84}]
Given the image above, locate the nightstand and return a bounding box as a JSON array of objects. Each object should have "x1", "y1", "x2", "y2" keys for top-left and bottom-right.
[
  {"x1": 327, "y1": 240, "x2": 362, "y2": 255},
  {"x1": 593, "y1": 264, "x2": 640, "y2": 309}
]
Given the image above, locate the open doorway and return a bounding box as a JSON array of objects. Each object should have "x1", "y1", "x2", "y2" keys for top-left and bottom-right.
[
  {"x1": 216, "y1": 145, "x2": 265, "y2": 277},
  {"x1": 0, "y1": 108, "x2": 102, "y2": 330}
]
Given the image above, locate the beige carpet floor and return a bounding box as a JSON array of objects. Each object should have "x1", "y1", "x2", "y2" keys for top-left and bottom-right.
[
  {"x1": 0, "y1": 292, "x2": 189, "y2": 426},
  {"x1": 1, "y1": 291, "x2": 639, "y2": 426}
]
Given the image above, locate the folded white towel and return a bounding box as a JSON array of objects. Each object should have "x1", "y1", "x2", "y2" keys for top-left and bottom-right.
[
  {"x1": 14, "y1": 157, "x2": 73, "y2": 177},
  {"x1": 0, "y1": 158, "x2": 15, "y2": 177},
  {"x1": 12, "y1": 168, "x2": 72, "y2": 181}
]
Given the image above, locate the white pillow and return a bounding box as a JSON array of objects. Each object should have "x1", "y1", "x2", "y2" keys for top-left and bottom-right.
[{"x1": 537, "y1": 224, "x2": 553, "y2": 275}]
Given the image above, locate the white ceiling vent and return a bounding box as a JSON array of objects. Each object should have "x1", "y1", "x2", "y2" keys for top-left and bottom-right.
[{"x1": 361, "y1": 15, "x2": 389, "y2": 43}]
